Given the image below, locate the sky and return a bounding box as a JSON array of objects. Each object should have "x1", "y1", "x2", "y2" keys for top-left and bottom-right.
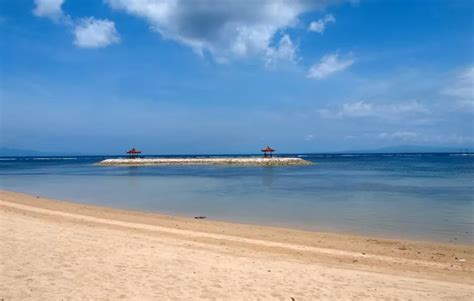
[{"x1": 1, "y1": 0, "x2": 473, "y2": 154}]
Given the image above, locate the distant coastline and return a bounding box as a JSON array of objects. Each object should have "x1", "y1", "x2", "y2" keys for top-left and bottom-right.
[{"x1": 1, "y1": 145, "x2": 473, "y2": 157}]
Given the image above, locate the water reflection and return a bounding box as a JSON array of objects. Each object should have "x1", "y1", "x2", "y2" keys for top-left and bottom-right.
[
  {"x1": 1, "y1": 154, "x2": 473, "y2": 243},
  {"x1": 261, "y1": 167, "x2": 274, "y2": 188}
]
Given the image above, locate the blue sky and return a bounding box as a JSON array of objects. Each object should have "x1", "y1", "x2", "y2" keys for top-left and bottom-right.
[{"x1": 1, "y1": 0, "x2": 473, "y2": 154}]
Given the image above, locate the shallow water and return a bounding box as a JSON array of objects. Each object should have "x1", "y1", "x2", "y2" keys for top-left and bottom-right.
[{"x1": 1, "y1": 153, "x2": 473, "y2": 243}]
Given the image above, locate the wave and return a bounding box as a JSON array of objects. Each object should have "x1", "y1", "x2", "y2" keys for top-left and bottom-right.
[{"x1": 31, "y1": 157, "x2": 78, "y2": 160}]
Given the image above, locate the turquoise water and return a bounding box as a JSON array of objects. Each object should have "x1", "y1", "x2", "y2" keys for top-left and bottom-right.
[{"x1": 0, "y1": 154, "x2": 473, "y2": 243}]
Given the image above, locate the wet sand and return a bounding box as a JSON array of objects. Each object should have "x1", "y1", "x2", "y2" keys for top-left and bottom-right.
[{"x1": 0, "y1": 190, "x2": 472, "y2": 300}]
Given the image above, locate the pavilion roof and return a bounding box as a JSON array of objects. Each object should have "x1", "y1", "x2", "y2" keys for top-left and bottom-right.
[
  {"x1": 261, "y1": 146, "x2": 275, "y2": 152},
  {"x1": 127, "y1": 148, "x2": 142, "y2": 154}
]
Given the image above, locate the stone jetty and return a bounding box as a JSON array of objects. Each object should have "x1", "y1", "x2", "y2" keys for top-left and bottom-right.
[{"x1": 98, "y1": 157, "x2": 312, "y2": 166}]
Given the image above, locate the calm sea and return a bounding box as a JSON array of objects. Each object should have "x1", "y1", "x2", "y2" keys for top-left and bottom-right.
[{"x1": 0, "y1": 153, "x2": 473, "y2": 243}]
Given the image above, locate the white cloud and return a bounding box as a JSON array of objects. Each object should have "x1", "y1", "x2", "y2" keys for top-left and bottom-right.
[
  {"x1": 73, "y1": 18, "x2": 120, "y2": 48},
  {"x1": 308, "y1": 14, "x2": 335, "y2": 34},
  {"x1": 442, "y1": 66, "x2": 474, "y2": 108},
  {"x1": 265, "y1": 34, "x2": 297, "y2": 67},
  {"x1": 339, "y1": 101, "x2": 373, "y2": 117},
  {"x1": 430, "y1": 134, "x2": 474, "y2": 145},
  {"x1": 378, "y1": 131, "x2": 418, "y2": 140},
  {"x1": 33, "y1": 0, "x2": 68, "y2": 22},
  {"x1": 305, "y1": 134, "x2": 315, "y2": 141},
  {"x1": 33, "y1": 1, "x2": 119, "y2": 49},
  {"x1": 307, "y1": 53, "x2": 354, "y2": 79},
  {"x1": 105, "y1": 0, "x2": 335, "y2": 62},
  {"x1": 346, "y1": 132, "x2": 474, "y2": 145},
  {"x1": 317, "y1": 100, "x2": 430, "y2": 119},
  {"x1": 377, "y1": 132, "x2": 474, "y2": 145}
]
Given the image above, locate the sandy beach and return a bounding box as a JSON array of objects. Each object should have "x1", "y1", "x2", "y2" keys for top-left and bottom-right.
[{"x1": 0, "y1": 190, "x2": 472, "y2": 300}]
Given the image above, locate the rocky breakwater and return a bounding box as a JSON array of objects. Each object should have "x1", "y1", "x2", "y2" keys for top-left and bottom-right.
[{"x1": 97, "y1": 157, "x2": 312, "y2": 166}]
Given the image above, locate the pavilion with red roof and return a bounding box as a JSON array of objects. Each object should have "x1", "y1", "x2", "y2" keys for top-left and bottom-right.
[
  {"x1": 261, "y1": 146, "x2": 275, "y2": 158},
  {"x1": 126, "y1": 148, "x2": 141, "y2": 159}
]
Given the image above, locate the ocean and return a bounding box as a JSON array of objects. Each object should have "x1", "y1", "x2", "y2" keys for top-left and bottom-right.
[{"x1": 1, "y1": 153, "x2": 473, "y2": 243}]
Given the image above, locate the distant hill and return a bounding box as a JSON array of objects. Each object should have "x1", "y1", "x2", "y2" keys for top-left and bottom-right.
[
  {"x1": 344, "y1": 145, "x2": 472, "y2": 153},
  {"x1": 1, "y1": 145, "x2": 472, "y2": 156}
]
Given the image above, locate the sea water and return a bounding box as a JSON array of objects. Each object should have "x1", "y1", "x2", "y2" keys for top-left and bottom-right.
[{"x1": 0, "y1": 153, "x2": 473, "y2": 243}]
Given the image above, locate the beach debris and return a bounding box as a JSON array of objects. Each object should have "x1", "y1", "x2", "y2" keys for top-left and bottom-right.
[
  {"x1": 194, "y1": 216, "x2": 206, "y2": 219},
  {"x1": 458, "y1": 259, "x2": 466, "y2": 262}
]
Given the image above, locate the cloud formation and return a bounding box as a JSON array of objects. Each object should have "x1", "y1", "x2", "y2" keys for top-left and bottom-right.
[
  {"x1": 74, "y1": 18, "x2": 120, "y2": 48},
  {"x1": 308, "y1": 14, "x2": 335, "y2": 34},
  {"x1": 307, "y1": 53, "x2": 354, "y2": 79},
  {"x1": 265, "y1": 34, "x2": 297, "y2": 67},
  {"x1": 317, "y1": 100, "x2": 430, "y2": 119},
  {"x1": 33, "y1": 0, "x2": 119, "y2": 49},
  {"x1": 378, "y1": 131, "x2": 418, "y2": 140},
  {"x1": 32, "y1": 0, "x2": 345, "y2": 61},
  {"x1": 442, "y1": 66, "x2": 474, "y2": 108},
  {"x1": 376, "y1": 132, "x2": 474, "y2": 145},
  {"x1": 105, "y1": 0, "x2": 332, "y2": 62},
  {"x1": 33, "y1": 0, "x2": 65, "y2": 21}
]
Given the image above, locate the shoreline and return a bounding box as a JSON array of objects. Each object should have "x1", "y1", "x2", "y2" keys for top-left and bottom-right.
[
  {"x1": 3, "y1": 189, "x2": 469, "y2": 246},
  {"x1": 1, "y1": 190, "x2": 473, "y2": 299}
]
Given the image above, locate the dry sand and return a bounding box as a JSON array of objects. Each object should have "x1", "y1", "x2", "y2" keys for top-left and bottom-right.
[{"x1": 0, "y1": 190, "x2": 472, "y2": 300}]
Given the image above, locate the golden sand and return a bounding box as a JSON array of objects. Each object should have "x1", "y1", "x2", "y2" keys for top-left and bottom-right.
[{"x1": 1, "y1": 190, "x2": 472, "y2": 300}]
